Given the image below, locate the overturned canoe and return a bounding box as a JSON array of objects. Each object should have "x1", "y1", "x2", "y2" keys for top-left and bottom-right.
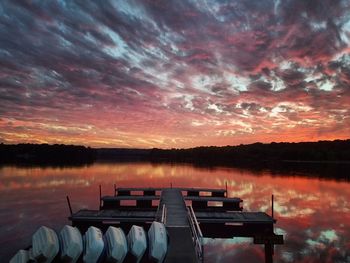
[
  {"x1": 59, "y1": 225, "x2": 83, "y2": 263},
  {"x1": 148, "y1": 222, "x2": 168, "y2": 263},
  {"x1": 83, "y1": 226, "x2": 105, "y2": 263},
  {"x1": 104, "y1": 226, "x2": 128, "y2": 263},
  {"x1": 32, "y1": 226, "x2": 59, "y2": 263},
  {"x1": 9, "y1": 249, "x2": 30, "y2": 263},
  {"x1": 127, "y1": 225, "x2": 147, "y2": 263}
]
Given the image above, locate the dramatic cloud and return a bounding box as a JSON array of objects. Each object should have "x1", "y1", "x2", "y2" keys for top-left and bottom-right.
[{"x1": 0, "y1": 0, "x2": 349, "y2": 148}]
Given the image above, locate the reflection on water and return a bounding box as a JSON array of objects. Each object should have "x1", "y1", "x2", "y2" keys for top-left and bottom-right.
[{"x1": 0, "y1": 162, "x2": 349, "y2": 262}]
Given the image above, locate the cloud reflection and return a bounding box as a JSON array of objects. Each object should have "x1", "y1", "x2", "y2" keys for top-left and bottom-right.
[{"x1": 0, "y1": 163, "x2": 349, "y2": 262}]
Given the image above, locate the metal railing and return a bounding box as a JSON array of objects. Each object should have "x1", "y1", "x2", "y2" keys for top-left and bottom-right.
[
  {"x1": 156, "y1": 190, "x2": 167, "y2": 224},
  {"x1": 187, "y1": 205, "x2": 203, "y2": 262},
  {"x1": 161, "y1": 204, "x2": 167, "y2": 224}
]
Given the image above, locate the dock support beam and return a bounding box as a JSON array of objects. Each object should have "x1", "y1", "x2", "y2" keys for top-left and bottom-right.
[
  {"x1": 99, "y1": 185, "x2": 102, "y2": 209},
  {"x1": 271, "y1": 194, "x2": 274, "y2": 219},
  {"x1": 265, "y1": 244, "x2": 273, "y2": 263}
]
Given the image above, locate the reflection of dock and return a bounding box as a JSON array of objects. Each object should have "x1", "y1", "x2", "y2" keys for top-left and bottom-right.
[{"x1": 69, "y1": 187, "x2": 283, "y2": 263}]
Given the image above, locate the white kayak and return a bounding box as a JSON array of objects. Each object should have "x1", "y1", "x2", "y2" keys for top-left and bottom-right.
[
  {"x1": 32, "y1": 226, "x2": 59, "y2": 263},
  {"x1": 9, "y1": 249, "x2": 29, "y2": 263},
  {"x1": 104, "y1": 226, "x2": 128, "y2": 263},
  {"x1": 59, "y1": 225, "x2": 83, "y2": 263},
  {"x1": 148, "y1": 222, "x2": 168, "y2": 263},
  {"x1": 83, "y1": 226, "x2": 105, "y2": 263},
  {"x1": 127, "y1": 225, "x2": 147, "y2": 263}
]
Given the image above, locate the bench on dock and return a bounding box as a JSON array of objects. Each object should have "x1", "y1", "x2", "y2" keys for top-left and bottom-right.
[
  {"x1": 115, "y1": 187, "x2": 163, "y2": 196},
  {"x1": 179, "y1": 188, "x2": 227, "y2": 197},
  {"x1": 109, "y1": 187, "x2": 236, "y2": 210},
  {"x1": 101, "y1": 195, "x2": 160, "y2": 209},
  {"x1": 185, "y1": 196, "x2": 243, "y2": 211}
]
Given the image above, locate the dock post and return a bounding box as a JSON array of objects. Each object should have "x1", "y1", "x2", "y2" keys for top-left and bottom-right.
[
  {"x1": 265, "y1": 244, "x2": 273, "y2": 263},
  {"x1": 271, "y1": 194, "x2": 274, "y2": 219},
  {"x1": 114, "y1": 184, "x2": 116, "y2": 197},
  {"x1": 66, "y1": 196, "x2": 73, "y2": 215},
  {"x1": 99, "y1": 185, "x2": 102, "y2": 209},
  {"x1": 225, "y1": 181, "x2": 228, "y2": 197}
]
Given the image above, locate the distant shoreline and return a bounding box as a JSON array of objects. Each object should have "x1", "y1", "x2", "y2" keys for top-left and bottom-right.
[
  {"x1": 1, "y1": 140, "x2": 349, "y2": 181},
  {"x1": 0, "y1": 143, "x2": 96, "y2": 166}
]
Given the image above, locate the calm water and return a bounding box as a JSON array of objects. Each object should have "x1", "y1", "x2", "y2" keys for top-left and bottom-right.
[{"x1": 0, "y1": 162, "x2": 349, "y2": 262}]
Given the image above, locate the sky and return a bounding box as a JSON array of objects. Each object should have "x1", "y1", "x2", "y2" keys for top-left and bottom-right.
[{"x1": 0, "y1": 0, "x2": 350, "y2": 148}]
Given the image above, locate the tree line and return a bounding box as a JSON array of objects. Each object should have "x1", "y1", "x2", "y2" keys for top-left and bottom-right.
[
  {"x1": 1, "y1": 140, "x2": 349, "y2": 179},
  {"x1": 148, "y1": 140, "x2": 350, "y2": 164},
  {"x1": 0, "y1": 143, "x2": 96, "y2": 166},
  {"x1": 146, "y1": 140, "x2": 350, "y2": 180}
]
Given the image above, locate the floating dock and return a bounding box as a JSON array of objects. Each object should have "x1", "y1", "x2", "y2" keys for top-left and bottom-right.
[{"x1": 69, "y1": 186, "x2": 283, "y2": 263}]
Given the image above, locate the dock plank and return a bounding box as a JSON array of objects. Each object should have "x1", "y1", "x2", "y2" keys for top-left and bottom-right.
[
  {"x1": 185, "y1": 196, "x2": 242, "y2": 202},
  {"x1": 176, "y1": 187, "x2": 226, "y2": 193},
  {"x1": 194, "y1": 211, "x2": 275, "y2": 224},
  {"x1": 70, "y1": 209, "x2": 156, "y2": 221},
  {"x1": 116, "y1": 187, "x2": 226, "y2": 193},
  {"x1": 116, "y1": 187, "x2": 163, "y2": 191},
  {"x1": 102, "y1": 195, "x2": 159, "y2": 201},
  {"x1": 161, "y1": 189, "x2": 188, "y2": 227},
  {"x1": 165, "y1": 227, "x2": 198, "y2": 263}
]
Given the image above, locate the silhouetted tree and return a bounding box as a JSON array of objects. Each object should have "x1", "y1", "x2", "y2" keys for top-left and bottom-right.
[{"x1": 0, "y1": 143, "x2": 96, "y2": 166}]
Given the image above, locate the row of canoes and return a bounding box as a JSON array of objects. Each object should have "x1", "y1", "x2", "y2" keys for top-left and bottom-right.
[{"x1": 10, "y1": 221, "x2": 168, "y2": 263}]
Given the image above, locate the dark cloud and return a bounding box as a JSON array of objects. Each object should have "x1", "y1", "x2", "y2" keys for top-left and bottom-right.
[
  {"x1": 278, "y1": 69, "x2": 306, "y2": 88},
  {"x1": 249, "y1": 81, "x2": 272, "y2": 91},
  {"x1": 241, "y1": 102, "x2": 262, "y2": 112}
]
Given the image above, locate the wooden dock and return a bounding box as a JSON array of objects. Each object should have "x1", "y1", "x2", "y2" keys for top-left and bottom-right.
[{"x1": 69, "y1": 186, "x2": 283, "y2": 263}]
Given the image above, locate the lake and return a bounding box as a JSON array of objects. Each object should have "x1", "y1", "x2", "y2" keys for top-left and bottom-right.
[{"x1": 0, "y1": 162, "x2": 349, "y2": 262}]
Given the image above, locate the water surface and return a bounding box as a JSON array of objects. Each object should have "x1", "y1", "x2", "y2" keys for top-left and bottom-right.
[{"x1": 0, "y1": 162, "x2": 349, "y2": 262}]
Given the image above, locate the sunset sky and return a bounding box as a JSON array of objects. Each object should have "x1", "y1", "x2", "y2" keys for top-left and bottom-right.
[{"x1": 0, "y1": 0, "x2": 350, "y2": 148}]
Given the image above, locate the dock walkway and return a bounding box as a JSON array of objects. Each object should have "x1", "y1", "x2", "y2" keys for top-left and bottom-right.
[{"x1": 160, "y1": 189, "x2": 198, "y2": 263}]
